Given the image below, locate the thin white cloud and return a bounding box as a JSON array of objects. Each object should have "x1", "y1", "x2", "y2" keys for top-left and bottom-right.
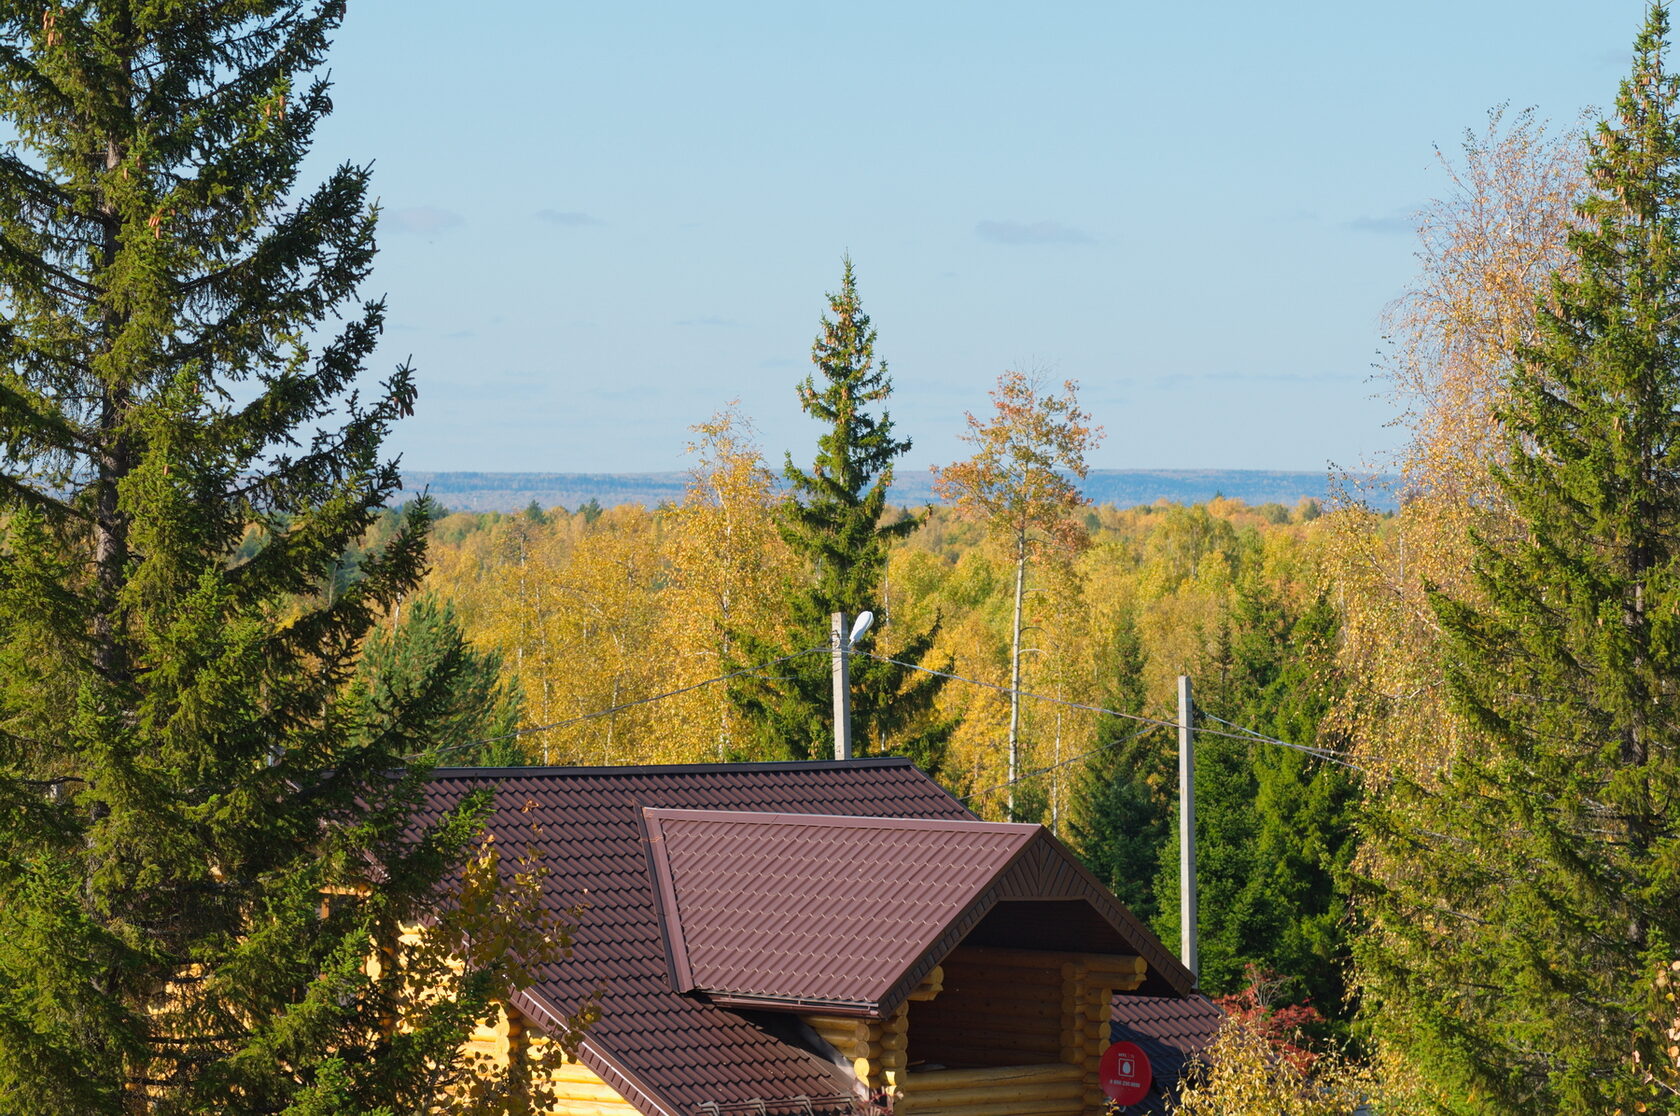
[
  {"x1": 976, "y1": 219, "x2": 1094, "y2": 246},
  {"x1": 1345, "y1": 213, "x2": 1415, "y2": 235},
  {"x1": 386, "y1": 206, "x2": 465, "y2": 235},
  {"x1": 536, "y1": 209, "x2": 605, "y2": 227}
]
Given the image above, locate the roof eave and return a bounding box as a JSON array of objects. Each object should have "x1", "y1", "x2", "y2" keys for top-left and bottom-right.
[
  {"x1": 871, "y1": 827, "x2": 1197, "y2": 1012},
  {"x1": 509, "y1": 986, "x2": 684, "y2": 1116},
  {"x1": 702, "y1": 990, "x2": 882, "y2": 1017},
  {"x1": 1034, "y1": 826, "x2": 1197, "y2": 996},
  {"x1": 869, "y1": 827, "x2": 1047, "y2": 1015}
]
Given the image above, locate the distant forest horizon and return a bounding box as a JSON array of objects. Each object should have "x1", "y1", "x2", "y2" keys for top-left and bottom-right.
[{"x1": 403, "y1": 467, "x2": 1394, "y2": 514}]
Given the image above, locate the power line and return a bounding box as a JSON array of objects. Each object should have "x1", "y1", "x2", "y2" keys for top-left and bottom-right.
[
  {"x1": 424, "y1": 639, "x2": 1368, "y2": 780},
  {"x1": 1199, "y1": 711, "x2": 1369, "y2": 771},
  {"x1": 861, "y1": 650, "x2": 1369, "y2": 773},
  {"x1": 420, "y1": 646, "x2": 829, "y2": 760},
  {"x1": 961, "y1": 722, "x2": 1165, "y2": 803},
  {"x1": 860, "y1": 650, "x2": 1176, "y2": 727}
]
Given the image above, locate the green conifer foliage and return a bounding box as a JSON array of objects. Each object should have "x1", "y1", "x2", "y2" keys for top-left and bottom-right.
[
  {"x1": 0, "y1": 5, "x2": 574, "y2": 1112},
  {"x1": 730, "y1": 258, "x2": 951, "y2": 766},
  {"x1": 1149, "y1": 581, "x2": 1355, "y2": 1015},
  {"x1": 783, "y1": 256, "x2": 912, "y2": 612},
  {"x1": 1359, "y1": 8, "x2": 1680, "y2": 1109},
  {"x1": 357, "y1": 595, "x2": 526, "y2": 768},
  {"x1": 1071, "y1": 609, "x2": 1172, "y2": 921}
]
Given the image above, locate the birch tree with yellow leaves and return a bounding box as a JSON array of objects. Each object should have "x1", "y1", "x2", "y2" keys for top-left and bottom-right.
[
  {"x1": 1321, "y1": 105, "x2": 1588, "y2": 1111},
  {"x1": 1328, "y1": 107, "x2": 1587, "y2": 773},
  {"x1": 932, "y1": 371, "x2": 1102, "y2": 819},
  {"x1": 656, "y1": 406, "x2": 800, "y2": 761}
]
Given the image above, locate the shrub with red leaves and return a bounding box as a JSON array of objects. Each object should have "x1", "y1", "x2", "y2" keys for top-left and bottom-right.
[{"x1": 1214, "y1": 963, "x2": 1324, "y2": 1074}]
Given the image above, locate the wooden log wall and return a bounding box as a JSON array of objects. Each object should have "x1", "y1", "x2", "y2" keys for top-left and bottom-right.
[
  {"x1": 1059, "y1": 951, "x2": 1147, "y2": 1113},
  {"x1": 907, "y1": 947, "x2": 1067, "y2": 1069},
  {"x1": 463, "y1": 1003, "x2": 520, "y2": 1066},
  {"x1": 525, "y1": 1028, "x2": 642, "y2": 1115},
  {"x1": 897, "y1": 1063, "x2": 1083, "y2": 1116},
  {"x1": 803, "y1": 966, "x2": 939, "y2": 1103},
  {"x1": 456, "y1": 1004, "x2": 641, "y2": 1116},
  {"x1": 901, "y1": 946, "x2": 1147, "y2": 1115},
  {"x1": 803, "y1": 1001, "x2": 910, "y2": 1100},
  {"x1": 367, "y1": 929, "x2": 640, "y2": 1115}
]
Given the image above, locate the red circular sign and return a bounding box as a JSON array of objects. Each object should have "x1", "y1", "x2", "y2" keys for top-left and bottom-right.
[{"x1": 1099, "y1": 1040, "x2": 1152, "y2": 1106}]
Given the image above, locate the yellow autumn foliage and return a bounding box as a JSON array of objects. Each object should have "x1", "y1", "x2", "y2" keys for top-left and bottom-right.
[
  {"x1": 1169, "y1": 1020, "x2": 1424, "y2": 1116},
  {"x1": 420, "y1": 406, "x2": 800, "y2": 766},
  {"x1": 420, "y1": 481, "x2": 1335, "y2": 832},
  {"x1": 1327, "y1": 107, "x2": 1588, "y2": 778}
]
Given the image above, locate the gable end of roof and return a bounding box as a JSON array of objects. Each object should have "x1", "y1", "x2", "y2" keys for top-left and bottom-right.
[
  {"x1": 643, "y1": 808, "x2": 1039, "y2": 1014},
  {"x1": 641, "y1": 806, "x2": 1193, "y2": 1018},
  {"x1": 875, "y1": 828, "x2": 1195, "y2": 1011}
]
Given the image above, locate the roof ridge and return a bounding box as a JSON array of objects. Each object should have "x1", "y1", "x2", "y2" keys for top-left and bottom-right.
[
  {"x1": 428, "y1": 756, "x2": 916, "y2": 778},
  {"x1": 643, "y1": 806, "x2": 1038, "y2": 834}
]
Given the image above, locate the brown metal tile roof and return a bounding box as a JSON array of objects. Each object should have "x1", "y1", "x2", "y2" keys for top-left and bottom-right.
[
  {"x1": 1108, "y1": 993, "x2": 1224, "y2": 1114},
  {"x1": 419, "y1": 759, "x2": 968, "y2": 1116},
  {"x1": 418, "y1": 758, "x2": 1196, "y2": 1116},
  {"x1": 644, "y1": 809, "x2": 1039, "y2": 1010},
  {"x1": 914, "y1": 828, "x2": 1194, "y2": 1001}
]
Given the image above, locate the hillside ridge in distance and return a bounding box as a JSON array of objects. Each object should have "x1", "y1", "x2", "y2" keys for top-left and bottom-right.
[{"x1": 402, "y1": 469, "x2": 1394, "y2": 514}]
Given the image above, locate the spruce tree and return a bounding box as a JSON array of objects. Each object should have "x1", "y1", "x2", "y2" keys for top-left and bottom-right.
[
  {"x1": 357, "y1": 595, "x2": 526, "y2": 767},
  {"x1": 1145, "y1": 578, "x2": 1355, "y2": 1012},
  {"x1": 730, "y1": 258, "x2": 951, "y2": 766},
  {"x1": 1235, "y1": 595, "x2": 1358, "y2": 1020},
  {"x1": 1071, "y1": 608, "x2": 1172, "y2": 921},
  {"x1": 0, "y1": 5, "x2": 574, "y2": 1113},
  {"x1": 1361, "y1": 7, "x2": 1680, "y2": 1109}
]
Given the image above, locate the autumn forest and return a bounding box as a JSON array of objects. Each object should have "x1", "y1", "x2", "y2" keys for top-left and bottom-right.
[
  {"x1": 3, "y1": 3, "x2": 1680, "y2": 1115},
  {"x1": 387, "y1": 67, "x2": 1680, "y2": 1110}
]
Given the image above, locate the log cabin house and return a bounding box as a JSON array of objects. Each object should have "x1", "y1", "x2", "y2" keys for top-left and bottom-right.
[{"x1": 421, "y1": 758, "x2": 1220, "y2": 1116}]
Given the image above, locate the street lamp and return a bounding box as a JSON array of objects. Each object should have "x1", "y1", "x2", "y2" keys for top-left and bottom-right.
[{"x1": 831, "y1": 610, "x2": 873, "y2": 760}]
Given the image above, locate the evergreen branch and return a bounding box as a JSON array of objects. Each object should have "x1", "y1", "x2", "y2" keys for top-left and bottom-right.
[{"x1": 0, "y1": 471, "x2": 86, "y2": 521}]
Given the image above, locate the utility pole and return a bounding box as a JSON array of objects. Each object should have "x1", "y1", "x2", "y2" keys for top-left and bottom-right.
[
  {"x1": 832, "y1": 612, "x2": 853, "y2": 761},
  {"x1": 1007, "y1": 532, "x2": 1025, "y2": 819},
  {"x1": 1178, "y1": 674, "x2": 1199, "y2": 981},
  {"x1": 830, "y1": 610, "x2": 875, "y2": 761}
]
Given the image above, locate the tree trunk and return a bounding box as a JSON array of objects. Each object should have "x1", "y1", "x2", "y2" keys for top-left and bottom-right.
[{"x1": 93, "y1": 128, "x2": 132, "y2": 684}]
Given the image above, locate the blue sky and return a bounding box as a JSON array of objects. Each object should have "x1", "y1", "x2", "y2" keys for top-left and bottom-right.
[{"x1": 310, "y1": 1, "x2": 1646, "y2": 474}]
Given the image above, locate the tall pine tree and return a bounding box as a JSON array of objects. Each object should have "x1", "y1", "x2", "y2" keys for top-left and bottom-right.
[
  {"x1": 730, "y1": 258, "x2": 951, "y2": 767},
  {"x1": 0, "y1": 5, "x2": 579, "y2": 1113},
  {"x1": 1360, "y1": 7, "x2": 1680, "y2": 1110}
]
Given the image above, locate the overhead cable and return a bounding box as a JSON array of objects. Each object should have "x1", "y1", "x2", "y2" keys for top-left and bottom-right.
[
  {"x1": 1199, "y1": 711, "x2": 1368, "y2": 771},
  {"x1": 861, "y1": 650, "x2": 1368, "y2": 772},
  {"x1": 420, "y1": 645, "x2": 829, "y2": 760},
  {"x1": 960, "y1": 722, "x2": 1165, "y2": 803}
]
